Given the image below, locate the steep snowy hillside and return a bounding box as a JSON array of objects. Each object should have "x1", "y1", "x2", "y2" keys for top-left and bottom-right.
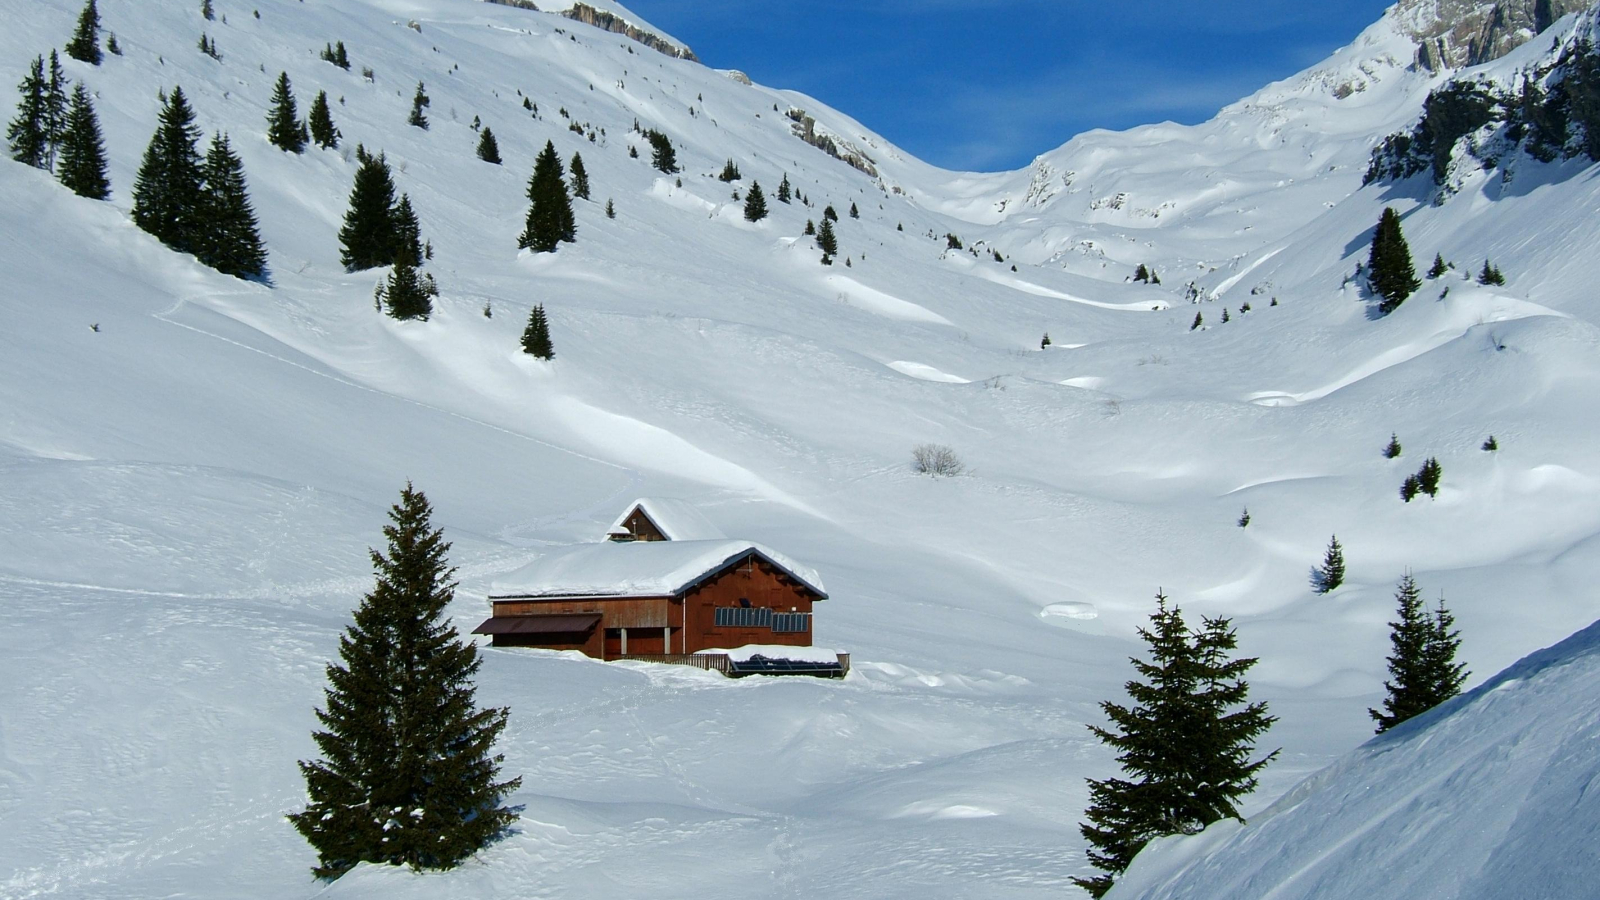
[
  {"x1": 4, "y1": 0, "x2": 1600, "y2": 897},
  {"x1": 1107, "y1": 617, "x2": 1600, "y2": 900}
]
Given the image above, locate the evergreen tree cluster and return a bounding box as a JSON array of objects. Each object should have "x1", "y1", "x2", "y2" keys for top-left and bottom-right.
[
  {"x1": 132, "y1": 87, "x2": 267, "y2": 279},
  {"x1": 518, "y1": 140, "x2": 575, "y2": 252},
  {"x1": 717, "y1": 157, "x2": 740, "y2": 182},
  {"x1": 290, "y1": 485, "x2": 520, "y2": 879},
  {"x1": 338, "y1": 146, "x2": 427, "y2": 273},
  {"x1": 1401, "y1": 457, "x2": 1443, "y2": 502},
  {"x1": 1477, "y1": 259, "x2": 1505, "y2": 285},
  {"x1": 1369, "y1": 573, "x2": 1468, "y2": 733},
  {"x1": 65, "y1": 0, "x2": 104, "y2": 65},
  {"x1": 1368, "y1": 207, "x2": 1420, "y2": 314},
  {"x1": 320, "y1": 40, "x2": 351, "y2": 70},
  {"x1": 644, "y1": 128, "x2": 676, "y2": 173},
  {"x1": 1073, "y1": 593, "x2": 1278, "y2": 897},
  {"x1": 8, "y1": 52, "x2": 72, "y2": 174}
]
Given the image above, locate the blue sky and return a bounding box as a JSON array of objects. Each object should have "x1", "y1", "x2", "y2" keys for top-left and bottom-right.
[{"x1": 617, "y1": 0, "x2": 1398, "y2": 172}]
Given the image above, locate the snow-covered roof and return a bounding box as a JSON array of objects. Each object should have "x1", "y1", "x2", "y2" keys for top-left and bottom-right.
[
  {"x1": 490, "y1": 539, "x2": 827, "y2": 599},
  {"x1": 607, "y1": 497, "x2": 727, "y2": 541}
]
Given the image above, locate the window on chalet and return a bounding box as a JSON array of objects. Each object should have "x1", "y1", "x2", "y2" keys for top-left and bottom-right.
[
  {"x1": 772, "y1": 612, "x2": 810, "y2": 633},
  {"x1": 714, "y1": 606, "x2": 772, "y2": 628}
]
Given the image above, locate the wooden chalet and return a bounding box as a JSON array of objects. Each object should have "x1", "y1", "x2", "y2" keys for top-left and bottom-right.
[{"x1": 474, "y1": 500, "x2": 830, "y2": 666}]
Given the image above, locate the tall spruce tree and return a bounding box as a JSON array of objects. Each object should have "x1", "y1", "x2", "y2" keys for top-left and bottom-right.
[
  {"x1": 816, "y1": 215, "x2": 837, "y2": 263},
  {"x1": 645, "y1": 128, "x2": 676, "y2": 173},
  {"x1": 391, "y1": 193, "x2": 422, "y2": 267},
  {"x1": 1422, "y1": 596, "x2": 1468, "y2": 705},
  {"x1": 777, "y1": 172, "x2": 791, "y2": 203},
  {"x1": 517, "y1": 140, "x2": 573, "y2": 252},
  {"x1": 57, "y1": 83, "x2": 110, "y2": 199},
  {"x1": 408, "y1": 81, "x2": 429, "y2": 129},
  {"x1": 65, "y1": 0, "x2": 104, "y2": 65},
  {"x1": 1073, "y1": 593, "x2": 1277, "y2": 898},
  {"x1": 289, "y1": 485, "x2": 518, "y2": 878},
  {"x1": 375, "y1": 256, "x2": 436, "y2": 321},
  {"x1": 475, "y1": 126, "x2": 501, "y2": 164},
  {"x1": 743, "y1": 179, "x2": 767, "y2": 222},
  {"x1": 267, "y1": 72, "x2": 308, "y2": 153},
  {"x1": 1370, "y1": 573, "x2": 1434, "y2": 733},
  {"x1": 1316, "y1": 535, "x2": 1346, "y2": 593},
  {"x1": 1369, "y1": 207, "x2": 1420, "y2": 314},
  {"x1": 195, "y1": 132, "x2": 268, "y2": 279},
  {"x1": 132, "y1": 86, "x2": 206, "y2": 253},
  {"x1": 42, "y1": 51, "x2": 69, "y2": 171},
  {"x1": 307, "y1": 90, "x2": 340, "y2": 149},
  {"x1": 521, "y1": 303, "x2": 553, "y2": 359},
  {"x1": 8, "y1": 56, "x2": 50, "y2": 169},
  {"x1": 568, "y1": 151, "x2": 590, "y2": 199},
  {"x1": 338, "y1": 147, "x2": 399, "y2": 270}
]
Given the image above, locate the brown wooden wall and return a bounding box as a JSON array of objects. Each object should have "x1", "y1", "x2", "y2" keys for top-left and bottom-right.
[
  {"x1": 681, "y1": 554, "x2": 818, "y2": 654},
  {"x1": 486, "y1": 553, "x2": 822, "y2": 659},
  {"x1": 624, "y1": 510, "x2": 667, "y2": 541}
]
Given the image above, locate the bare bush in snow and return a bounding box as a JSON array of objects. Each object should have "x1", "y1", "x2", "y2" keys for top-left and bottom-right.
[{"x1": 911, "y1": 444, "x2": 964, "y2": 477}]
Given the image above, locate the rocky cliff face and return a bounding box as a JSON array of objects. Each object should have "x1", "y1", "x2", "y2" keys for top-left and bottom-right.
[
  {"x1": 1403, "y1": 0, "x2": 1588, "y2": 70},
  {"x1": 561, "y1": 3, "x2": 698, "y2": 62}
]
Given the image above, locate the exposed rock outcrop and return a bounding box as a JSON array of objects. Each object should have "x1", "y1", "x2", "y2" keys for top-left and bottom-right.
[
  {"x1": 785, "y1": 108, "x2": 879, "y2": 177},
  {"x1": 1401, "y1": 0, "x2": 1588, "y2": 70},
  {"x1": 560, "y1": 3, "x2": 698, "y2": 62}
]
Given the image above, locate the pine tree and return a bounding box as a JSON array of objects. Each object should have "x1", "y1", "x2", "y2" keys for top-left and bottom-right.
[
  {"x1": 476, "y1": 126, "x2": 501, "y2": 164},
  {"x1": 1238, "y1": 508, "x2": 1251, "y2": 527},
  {"x1": 1482, "y1": 435, "x2": 1498, "y2": 451},
  {"x1": 521, "y1": 303, "x2": 553, "y2": 359},
  {"x1": 8, "y1": 56, "x2": 50, "y2": 169},
  {"x1": 1221, "y1": 308, "x2": 1231, "y2": 324},
  {"x1": 334, "y1": 41, "x2": 350, "y2": 70},
  {"x1": 308, "y1": 90, "x2": 340, "y2": 149},
  {"x1": 1369, "y1": 207, "x2": 1420, "y2": 314},
  {"x1": 391, "y1": 193, "x2": 422, "y2": 267},
  {"x1": 408, "y1": 81, "x2": 429, "y2": 129},
  {"x1": 849, "y1": 201, "x2": 859, "y2": 219},
  {"x1": 718, "y1": 157, "x2": 740, "y2": 182},
  {"x1": 1478, "y1": 259, "x2": 1505, "y2": 286},
  {"x1": 1041, "y1": 332, "x2": 1051, "y2": 349},
  {"x1": 1384, "y1": 433, "x2": 1402, "y2": 459},
  {"x1": 803, "y1": 218, "x2": 815, "y2": 236},
  {"x1": 1134, "y1": 263, "x2": 1149, "y2": 283},
  {"x1": 777, "y1": 172, "x2": 791, "y2": 203},
  {"x1": 824, "y1": 204, "x2": 838, "y2": 222},
  {"x1": 1191, "y1": 311, "x2": 1203, "y2": 331},
  {"x1": 816, "y1": 216, "x2": 837, "y2": 264},
  {"x1": 132, "y1": 86, "x2": 206, "y2": 253},
  {"x1": 1422, "y1": 596, "x2": 1468, "y2": 706},
  {"x1": 645, "y1": 128, "x2": 677, "y2": 173},
  {"x1": 106, "y1": 33, "x2": 121, "y2": 56},
  {"x1": 743, "y1": 179, "x2": 767, "y2": 222},
  {"x1": 604, "y1": 198, "x2": 615, "y2": 219},
  {"x1": 375, "y1": 256, "x2": 436, "y2": 320},
  {"x1": 518, "y1": 140, "x2": 573, "y2": 252},
  {"x1": 289, "y1": 485, "x2": 519, "y2": 878},
  {"x1": 1401, "y1": 474, "x2": 1421, "y2": 502},
  {"x1": 42, "y1": 51, "x2": 69, "y2": 171},
  {"x1": 195, "y1": 132, "x2": 268, "y2": 279},
  {"x1": 1417, "y1": 457, "x2": 1442, "y2": 497},
  {"x1": 1316, "y1": 535, "x2": 1344, "y2": 593},
  {"x1": 568, "y1": 151, "x2": 590, "y2": 199},
  {"x1": 57, "y1": 83, "x2": 110, "y2": 199},
  {"x1": 267, "y1": 72, "x2": 307, "y2": 153},
  {"x1": 1370, "y1": 573, "x2": 1435, "y2": 733},
  {"x1": 339, "y1": 147, "x2": 399, "y2": 270},
  {"x1": 65, "y1": 0, "x2": 104, "y2": 65},
  {"x1": 1073, "y1": 593, "x2": 1277, "y2": 898},
  {"x1": 1427, "y1": 253, "x2": 1447, "y2": 279},
  {"x1": 201, "y1": 0, "x2": 215, "y2": 21}
]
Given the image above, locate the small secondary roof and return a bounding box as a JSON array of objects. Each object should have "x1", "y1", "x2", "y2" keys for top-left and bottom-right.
[
  {"x1": 607, "y1": 497, "x2": 727, "y2": 541},
  {"x1": 490, "y1": 539, "x2": 827, "y2": 600}
]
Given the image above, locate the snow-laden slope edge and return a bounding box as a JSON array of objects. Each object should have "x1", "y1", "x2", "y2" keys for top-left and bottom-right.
[{"x1": 1108, "y1": 615, "x2": 1600, "y2": 900}]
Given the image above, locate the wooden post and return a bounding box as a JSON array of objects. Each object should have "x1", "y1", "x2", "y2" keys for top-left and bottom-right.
[
  {"x1": 663, "y1": 626, "x2": 670, "y2": 653},
  {"x1": 621, "y1": 627, "x2": 628, "y2": 656}
]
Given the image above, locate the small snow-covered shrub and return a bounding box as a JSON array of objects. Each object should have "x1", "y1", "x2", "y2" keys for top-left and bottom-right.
[{"x1": 911, "y1": 444, "x2": 964, "y2": 477}]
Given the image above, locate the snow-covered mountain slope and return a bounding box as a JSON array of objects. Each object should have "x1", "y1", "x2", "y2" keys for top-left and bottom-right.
[
  {"x1": 1107, "y1": 617, "x2": 1600, "y2": 900},
  {"x1": 4, "y1": 0, "x2": 1600, "y2": 897}
]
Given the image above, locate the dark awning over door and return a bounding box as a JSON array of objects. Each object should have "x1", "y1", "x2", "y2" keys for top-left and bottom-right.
[{"x1": 472, "y1": 613, "x2": 602, "y2": 635}]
